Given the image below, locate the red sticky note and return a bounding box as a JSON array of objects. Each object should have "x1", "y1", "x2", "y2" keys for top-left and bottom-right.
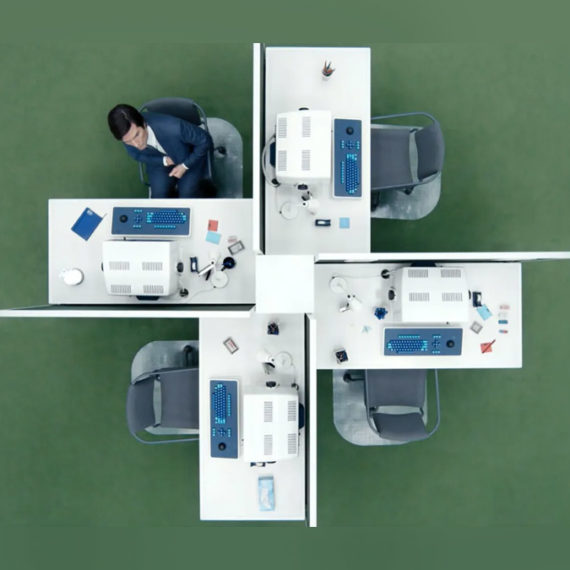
[
  {"x1": 480, "y1": 340, "x2": 495, "y2": 354},
  {"x1": 208, "y1": 219, "x2": 218, "y2": 231}
]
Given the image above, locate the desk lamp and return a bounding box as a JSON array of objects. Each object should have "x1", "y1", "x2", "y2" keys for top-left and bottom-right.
[
  {"x1": 329, "y1": 277, "x2": 363, "y2": 312},
  {"x1": 279, "y1": 192, "x2": 321, "y2": 220},
  {"x1": 256, "y1": 349, "x2": 294, "y2": 374}
]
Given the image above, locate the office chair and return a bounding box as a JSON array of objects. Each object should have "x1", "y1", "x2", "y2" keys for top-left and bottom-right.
[
  {"x1": 127, "y1": 343, "x2": 199, "y2": 444},
  {"x1": 364, "y1": 369, "x2": 440, "y2": 444},
  {"x1": 138, "y1": 97, "x2": 222, "y2": 197},
  {"x1": 370, "y1": 112, "x2": 444, "y2": 218}
]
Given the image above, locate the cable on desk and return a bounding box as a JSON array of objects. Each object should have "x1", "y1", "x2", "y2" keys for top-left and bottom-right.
[
  {"x1": 261, "y1": 135, "x2": 280, "y2": 188},
  {"x1": 331, "y1": 265, "x2": 409, "y2": 282}
]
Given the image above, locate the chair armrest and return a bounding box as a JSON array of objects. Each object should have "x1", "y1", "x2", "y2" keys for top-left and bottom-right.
[
  {"x1": 371, "y1": 111, "x2": 439, "y2": 125},
  {"x1": 426, "y1": 370, "x2": 440, "y2": 438},
  {"x1": 139, "y1": 162, "x2": 150, "y2": 187}
]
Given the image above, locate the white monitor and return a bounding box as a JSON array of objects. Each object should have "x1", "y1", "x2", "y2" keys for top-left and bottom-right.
[
  {"x1": 102, "y1": 240, "x2": 179, "y2": 297},
  {"x1": 391, "y1": 265, "x2": 470, "y2": 324},
  {"x1": 275, "y1": 109, "x2": 332, "y2": 187},
  {"x1": 242, "y1": 385, "x2": 299, "y2": 462}
]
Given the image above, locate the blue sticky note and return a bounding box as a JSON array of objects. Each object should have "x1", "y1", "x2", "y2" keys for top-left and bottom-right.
[
  {"x1": 477, "y1": 305, "x2": 492, "y2": 321},
  {"x1": 205, "y1": 231, "x2": 221, "y2": 244},
  {"x1": 339, "y1": 217, "x2": 350, "y2": 229}
]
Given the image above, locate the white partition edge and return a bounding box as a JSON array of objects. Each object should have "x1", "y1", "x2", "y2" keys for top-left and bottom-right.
[
  {"x1": 0, "y1": 308, "x2": 252, "y2": 319},
  {"x1": 316, "y1": 251, "x2": 570, "y2": 263},
  {"x1": 306, "y1": 313, "x2": 317, "y2": 527},
  {"x1": 252, "y1": 43, "x2": 262, "y2": 254}
]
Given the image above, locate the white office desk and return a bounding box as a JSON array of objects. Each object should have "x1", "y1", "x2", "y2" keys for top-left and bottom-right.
[
  {"x1": 48, "y1": 199, "x2": 255, "y2": 305},
  {"x1": 314, "y1": 262, "x2": 522, "y2": 369},
  {"x1": 199, "y1": 314, "x2": 306, "y2": 521},
  {"x1": 263, "y1": 47, "x2": 371, "y2": 254}
]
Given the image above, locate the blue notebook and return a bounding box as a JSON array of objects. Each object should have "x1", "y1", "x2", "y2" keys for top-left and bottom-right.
[{"x1": 71, "y1": 208, "x2": 103, "y2": 241}]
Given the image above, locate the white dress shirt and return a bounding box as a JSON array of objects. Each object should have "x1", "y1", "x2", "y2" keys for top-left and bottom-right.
[{"x1": 146, "y1": 125, "x2": 187, "y2": 169}]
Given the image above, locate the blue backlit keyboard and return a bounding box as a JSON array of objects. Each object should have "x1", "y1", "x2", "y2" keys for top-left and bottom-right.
[
  {"x1": 333, "y1": 118, "x2": 362, "y2": 198},
  {"x1": 384, "y1": 328, "x2": 463, "y2": 356},
  {"x1": 111, "y1": 207, "x2": 190, "y2": 236},
  {"x1": 210, "y1": 380, "x2": 238, "y2": 458}
]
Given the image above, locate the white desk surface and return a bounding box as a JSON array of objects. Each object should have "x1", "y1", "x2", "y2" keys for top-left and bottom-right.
[
  {"x1": 48, "y1": 199, "x2": 255, "y2": 305},
  {"x1": 314, "y1": 263, "x2": 522, "y2": 369},
  {"x1": 199, "y1": 314, "x2": 306, "y2": 521},
  {"x1": 264, "y1": 47, "x2": 371, "y2": 255}
]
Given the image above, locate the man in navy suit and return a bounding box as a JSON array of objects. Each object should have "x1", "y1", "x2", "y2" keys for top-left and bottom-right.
[{"x1": 107, "y1": 103, "x2": 213, "y2": 198}]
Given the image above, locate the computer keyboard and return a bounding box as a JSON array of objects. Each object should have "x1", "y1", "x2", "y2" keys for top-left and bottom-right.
[
  {"x1": 111, "y1": 207, "x2": 190, "y2": 236},
  {"x1": 384, "y1": 328, "x2": 463, "y2": 356},
  {"x1": 210, "y1": 379, "x2": 238, "y2": 458},
  {"x1": 333, "y1": 118, "x2": 362, "y2": 198}
]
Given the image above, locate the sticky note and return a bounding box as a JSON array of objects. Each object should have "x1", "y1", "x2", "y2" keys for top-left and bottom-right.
[
  {"x1": 339, "y1": 217, "x2": 350, "y2": 229},
  {"x1": 208, "y1": 219, "x2": 218, "y2": 231},
  {"x1": 205, "y1": 231, "x2": 221, "y2": 244},
  {"x1": 477, "y1": 305, "x2": 492, "y2": 321}
]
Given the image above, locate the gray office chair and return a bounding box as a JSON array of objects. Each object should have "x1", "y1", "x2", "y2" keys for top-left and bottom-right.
[
  {"x1": 370, "y1": 112, "x2": 444, "y2": 220},
  {"x1": 364, "y1": 369, "x2": 440, "y2": 444},
  {"x1": 138, "y1": 97, "x2": 217, "y2": 196},
  {"x1": 127, "y1": 343, "x2": 199, "y2": 444}
]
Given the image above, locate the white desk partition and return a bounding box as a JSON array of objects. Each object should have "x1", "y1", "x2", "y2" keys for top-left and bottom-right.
[
  {"x1": 306, "y1": 314, "x2": 317, "y2": 528},
  {"x1": 314, "y1": 262, "x2": 523, "y2": 369},
  {"x1": 264, "y1": 47, "x2": 371, "y2": 254},
  {"x1": 199, "y1": 314, "x2": 307, "y2": 522},
  {"x1": 49, "y1": 199, "x2": 255, "y2": 305},
  {"x1": 316, "y1": 251, "x2": 570, "y2": 263},
  {"x1": 252, "y1": 43, "x2": 263, "y2": 254}
]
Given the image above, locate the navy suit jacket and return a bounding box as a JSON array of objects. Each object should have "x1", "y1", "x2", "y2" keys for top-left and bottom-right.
[{"x1": 123, "y1": 111, "x2": 212, "y2": 171}]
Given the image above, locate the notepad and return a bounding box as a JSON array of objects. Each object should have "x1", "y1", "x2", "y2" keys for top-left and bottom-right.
[
  {"x1": 477, "y1": 305, "x2": 492, "y2": 321},
  {"x1": 71, "y1": 208, "x2": 103, "y2": 241},
  {"x1": 205, "y1": 231, "x2": 221, "y2": 245}
]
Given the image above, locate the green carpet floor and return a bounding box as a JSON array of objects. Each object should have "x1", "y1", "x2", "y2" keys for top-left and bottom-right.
[{"x1": 0, "y1": 44, "x2": 569, "y2": 529}]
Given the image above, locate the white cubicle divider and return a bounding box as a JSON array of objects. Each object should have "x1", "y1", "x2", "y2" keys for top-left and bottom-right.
[
  {"x1": 316, "y1": 251, "x2": 570, "y2": 263},
  {"x1": 252, "y1": 43, "x2": 264, "y2": 254},
  {"x1": 306, "y1": 314, "x2": 317, "y2": 527},
  {"x1": 0, "y1": 306, "x2": 253, "y2": 318}
]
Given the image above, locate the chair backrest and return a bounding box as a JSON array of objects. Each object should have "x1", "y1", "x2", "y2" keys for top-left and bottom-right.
[
  {"x1": 126, "y1": 367, "x2": 199, "y2": 441},
  {"x1": 139, "y1": 97, "x2": 206, "y2": 128},
  {"x1": 364, "y1": 369, "x2": 440, "y2": 444},
  {"x1": 126, "y1": 375, "x2": 157, "y2": 435},
  {"x1": 414, "y1": 121, "x2": 445, "y2": 180},
  {"x1": 364, "y1": 369, "x2": 426, "y2": 409},
  {"x1": 159, "y1": 368, "x2": 199, "y2": 429},
  {"x1": 370, "y1": 412, "x2": 428, "y2": 442},
  {"x1": 370, "y1": 126, "x2": 415, "y2": 190}
]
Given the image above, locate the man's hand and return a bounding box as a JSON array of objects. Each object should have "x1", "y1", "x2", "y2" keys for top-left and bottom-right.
[
  {"x1": 164, "y1": 156, "x2": 175, "y2": 166},
  {"x1": 169, "y1": 164, "x2": 187, "y2": 179}
]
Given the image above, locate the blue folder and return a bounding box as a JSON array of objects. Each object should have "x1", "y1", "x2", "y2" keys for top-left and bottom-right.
[{"x1": 71, "y1": 208, "x2": 103, "y2": 241}]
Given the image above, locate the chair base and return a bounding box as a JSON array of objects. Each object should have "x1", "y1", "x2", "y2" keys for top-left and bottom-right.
[
  {"x1": 332, "y1": 370, "x2": 428, "y2": 446},
  {"x1": 371, "y1": 174, "x2": 441, "y2": 220}
]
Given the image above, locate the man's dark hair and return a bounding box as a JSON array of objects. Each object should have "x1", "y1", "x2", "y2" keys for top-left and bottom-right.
[{"x1": 107, "y1": 104, "x2": 145, "y2": 140}]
